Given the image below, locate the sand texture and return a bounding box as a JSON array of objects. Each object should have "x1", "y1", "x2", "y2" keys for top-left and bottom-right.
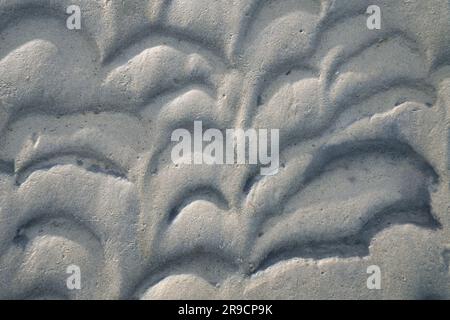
[{"x1": 0, "y1": 0, "x2": 449, "y2": 299}]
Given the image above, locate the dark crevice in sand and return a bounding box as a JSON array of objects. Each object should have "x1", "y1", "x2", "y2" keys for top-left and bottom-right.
[
  {"x1": 15, "y1": 150, "x2": 128, "y2": 185},
  {"x1": 167, "y1": 185, "x2": 229, "y2": 223},
  {"x1": 254, "y1": 205, "x2": 441, "y2": 274}
]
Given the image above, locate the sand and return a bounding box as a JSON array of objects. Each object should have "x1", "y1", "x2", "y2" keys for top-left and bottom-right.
[{"x1": 0, "y1": 0, "x2": 449, "y2": 300}]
